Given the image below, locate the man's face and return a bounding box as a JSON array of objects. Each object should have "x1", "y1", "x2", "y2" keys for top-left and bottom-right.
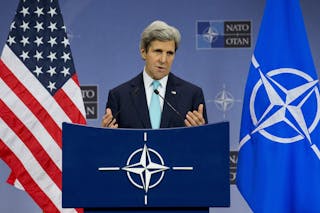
[{"x1": 141, "y1": 40, "x2": 176, "y2": 80}]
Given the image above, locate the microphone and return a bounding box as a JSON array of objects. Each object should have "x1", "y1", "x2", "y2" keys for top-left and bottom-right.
[{"x1": 154, "y1": 89, "x2": 185, "y2": 122}]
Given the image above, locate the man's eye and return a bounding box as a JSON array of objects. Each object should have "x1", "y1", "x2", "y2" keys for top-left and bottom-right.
[{"x1": 167, "y1": 51, "x2": 174, "y2": 56}]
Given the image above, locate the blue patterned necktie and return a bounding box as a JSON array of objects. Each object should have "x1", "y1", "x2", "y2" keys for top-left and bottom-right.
[{"x1": 149, "y1": 80, "x2": 161, "y2": 129}]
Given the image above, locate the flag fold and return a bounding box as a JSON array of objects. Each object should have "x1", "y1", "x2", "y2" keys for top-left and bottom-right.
[
  {"x1": 0, "y1": 0, "x2": 86, "y2": 212},
  {"x1": 236, "y1": 0, "x2": 320, "y2": 212}
]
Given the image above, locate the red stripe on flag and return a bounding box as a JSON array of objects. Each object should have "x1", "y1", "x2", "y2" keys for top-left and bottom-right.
[
  {"x1": 54, "y1": 76, "x2": 86, "y2": 124},
  {"x1": 76, "y1": 208, "x2": 84, "y2": 213},
  {"x1": 0, "y1": 100, "x2": 62, "y2": 189},
  {"x1": 6, "y1": 171, "x2": 16, "y2": 186},
  {"x1": 0, "y1": 139, "x2": 59, "y2": 213},
  {"x1": 0, "y1": 59, "x2": 62, "y2": 148},
  {"x1": 72, "y1": 73, "x2": 81, "y2": 86},
  {"x1": 71, "y1": 74, "x2": 86, "y2": 124}
]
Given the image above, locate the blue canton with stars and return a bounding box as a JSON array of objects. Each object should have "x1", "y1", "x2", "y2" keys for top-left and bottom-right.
[{"x1": 6, "y1": 0, "x2": 75, "y2": 95}]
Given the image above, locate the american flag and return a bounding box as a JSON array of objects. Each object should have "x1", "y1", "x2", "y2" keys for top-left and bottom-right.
[{"x1": 0, "y1": 0, "x2": 86, "y2": 212}]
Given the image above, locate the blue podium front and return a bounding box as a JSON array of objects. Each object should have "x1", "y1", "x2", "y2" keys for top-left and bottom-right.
[{"x1": 62, "y1": 122, "x2": 230, "y2": 213}]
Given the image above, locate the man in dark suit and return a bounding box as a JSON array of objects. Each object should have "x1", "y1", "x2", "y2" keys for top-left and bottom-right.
[{"x1": 101, "y1": 20, "x2": 207, "y2": 128}]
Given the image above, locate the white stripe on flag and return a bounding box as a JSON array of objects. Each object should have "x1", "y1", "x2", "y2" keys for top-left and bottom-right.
[
  {"x1": 0, "y1": 78, "x2": 62, "y2": 169},
  {"x1": 62, "y1": 77, "x2": 86, "y2": 118},
  {"x1": 1, "y1": 45, "x2": 71, "y2": 127},
  {"x1": 13, "y1": 179, "x2": 24, "y2": 191},
  {"x1": 0, "y1": 119, "x2": 62, "y2": 211}
]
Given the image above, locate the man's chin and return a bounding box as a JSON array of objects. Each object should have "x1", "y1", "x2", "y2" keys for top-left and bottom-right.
[{"x1": 154, "y1": 73, "x2": 169, "y2": 80}]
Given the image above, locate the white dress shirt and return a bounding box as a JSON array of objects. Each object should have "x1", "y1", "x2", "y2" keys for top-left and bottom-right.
[{"x1": 143, "y1": 68, "x2": 168, "y2": 112}]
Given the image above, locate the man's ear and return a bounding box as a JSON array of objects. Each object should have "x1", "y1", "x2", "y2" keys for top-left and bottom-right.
[{"x1": 140, "y1": 48, "x2": 146, "y2": 60}]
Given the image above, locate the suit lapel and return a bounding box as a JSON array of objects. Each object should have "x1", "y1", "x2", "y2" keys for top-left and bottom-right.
[
  {"x1": 160, "y1": 74, "x2": 179, "y2": 128},
  {"x1": 130, "y1": 73, "x2": 151, "y2": 128}
]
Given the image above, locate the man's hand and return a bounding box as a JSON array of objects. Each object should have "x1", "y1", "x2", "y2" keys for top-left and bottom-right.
[
  {"x1": 184, "y1": 104, "x2": 205, "y2": 127},
  {"x1": 101, "y1": 108, "x2": 118, "y2": 128}
]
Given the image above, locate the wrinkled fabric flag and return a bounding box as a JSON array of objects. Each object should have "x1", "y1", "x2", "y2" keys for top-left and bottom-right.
[
  {"x1": 0, "y1": 0, "x2": 86, "y2": 212},
  {"x1": 236, "y1": 0, "x2": 320, "y2": 212}
]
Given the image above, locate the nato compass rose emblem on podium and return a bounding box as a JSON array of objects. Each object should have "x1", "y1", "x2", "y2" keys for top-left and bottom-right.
[
  {"x1": 241, "y1": 55, "x2": 320, "y2": 159},
  {"x1": 98, "y1": 132, "x2": 194, "y2": 205}
]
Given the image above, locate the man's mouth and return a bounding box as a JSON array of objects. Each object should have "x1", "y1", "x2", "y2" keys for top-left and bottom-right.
[{"x1": 157, "y1": 66, "x2": 166, "y2": 71}]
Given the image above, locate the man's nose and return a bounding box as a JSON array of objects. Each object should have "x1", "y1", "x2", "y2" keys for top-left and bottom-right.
[{"x1": 159, "y1": 53, "x2": 167, "y2": 63}]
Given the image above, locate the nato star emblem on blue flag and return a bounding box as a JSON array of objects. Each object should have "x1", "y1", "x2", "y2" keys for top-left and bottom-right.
[{"x1": 236, "y1": 0, "x2": 320, "y2": 212}]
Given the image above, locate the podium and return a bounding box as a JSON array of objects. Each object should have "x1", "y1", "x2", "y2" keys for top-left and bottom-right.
[{"x1": 62, "y1": 122, "x2": 230, "y2": 213}]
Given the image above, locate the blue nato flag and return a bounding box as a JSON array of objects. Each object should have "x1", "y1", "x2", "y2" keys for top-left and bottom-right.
[{"x1": 236, "y1": 0, "x2": 320, "y2": 212}]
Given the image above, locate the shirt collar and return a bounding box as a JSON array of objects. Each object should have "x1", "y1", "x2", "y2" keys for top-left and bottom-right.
[{"x1": 143, "y1": 68, "x2": 168, "y2": 89}]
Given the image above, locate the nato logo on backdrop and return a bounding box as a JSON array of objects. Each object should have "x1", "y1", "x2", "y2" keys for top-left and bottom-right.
[{"x1": 197, "y1": 21, "x2": 251, "y2": 48}]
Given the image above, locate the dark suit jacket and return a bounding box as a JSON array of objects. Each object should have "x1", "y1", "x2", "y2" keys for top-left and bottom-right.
[{"x1": 106, "y1": 72, "x2": 208, "y2": 128}]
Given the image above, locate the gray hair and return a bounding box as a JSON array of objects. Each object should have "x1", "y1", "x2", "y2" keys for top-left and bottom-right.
[{"x1": 140, "y1": 20, "x2": 181, "y2": 52}]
